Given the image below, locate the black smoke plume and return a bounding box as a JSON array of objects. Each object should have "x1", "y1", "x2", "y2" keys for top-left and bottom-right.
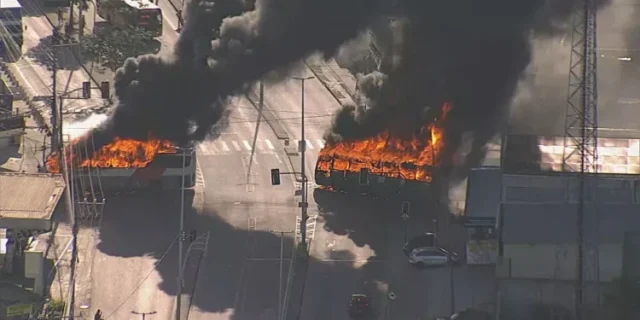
[
  {"x1": 77, "y1": 0, "x2": 611, "y2": 195},
  {"x1": 81, "y1": 0, "x2": 381, "y2": 152},
  {"x1": 325, "y1": 0, "x2": 611, "y2": 201}
]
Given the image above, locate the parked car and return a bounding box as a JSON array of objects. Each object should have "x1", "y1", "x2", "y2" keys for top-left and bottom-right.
[
  {"x1": 348, "y1": 293, "x2": 371, "y2": 318},
  {"x1": 408, "y1": 247, "x2": 459, "y2": 267},
  {"x1": 402, "y1": 232, "x2": 436, "y2": 256}
]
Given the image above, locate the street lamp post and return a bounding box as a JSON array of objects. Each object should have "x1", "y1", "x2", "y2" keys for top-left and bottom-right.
[
  {"x1": 174, "y1": 146, "x2": 192, "y2": 320},
  {"x1": 291, "y1": 76, "x2": 314, "y2": 247},
  {"x1": 132, "y1": 310, "x2": 157, "y2": 320}
]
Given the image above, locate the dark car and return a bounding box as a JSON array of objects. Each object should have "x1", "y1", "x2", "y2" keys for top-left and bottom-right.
[
  {"x1": 403, "y1": 232, "x2": 435, "y2": 256},
  {"x1": 348, "y1": 294, "x2": 371, "y2": 318}
]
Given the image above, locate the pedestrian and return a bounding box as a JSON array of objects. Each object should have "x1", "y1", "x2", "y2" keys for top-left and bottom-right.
[
  {"x1": 94, "y1": 309, "x2": 103, "y2": 320},
  {"x1": 80, "y1": 15, "x2": 86, "y2": 32},
  {"x1": 57, "y1": 7, "x2": 64, "y2": 26},
  {"x1": 177, "y1": 10, "x2": 183, "y2": 31}
]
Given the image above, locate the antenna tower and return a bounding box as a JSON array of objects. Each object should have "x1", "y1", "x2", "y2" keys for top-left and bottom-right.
[{"x1": 562, "y1": 0, "x2": 600, "y2": 319}]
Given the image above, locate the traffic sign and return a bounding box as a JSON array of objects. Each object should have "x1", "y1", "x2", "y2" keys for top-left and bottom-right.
[{"x1": 401, "y1": 213, "x2": 409, "y2": 221}]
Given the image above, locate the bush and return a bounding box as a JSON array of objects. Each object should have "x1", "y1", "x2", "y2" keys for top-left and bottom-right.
[{"x1": 48, "y1": 298, "x2": 66, "y2": 312}]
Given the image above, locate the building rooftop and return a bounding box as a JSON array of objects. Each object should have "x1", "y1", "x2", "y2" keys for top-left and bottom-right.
[
  {"x1": 465, "y1": 167, "x2": 501, "y2": 218},
  {"x1": 0, "y1": 0, "x2": 21, "y2": 9},
  {"x1": 0, "y1": 173, "x2": 65, "y2": 230}
]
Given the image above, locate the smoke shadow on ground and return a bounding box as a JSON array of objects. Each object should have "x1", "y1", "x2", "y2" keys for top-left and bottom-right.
[
  {"x1": 26, "y1": 35, "x2": 89, "y2": 71},
  {"x1": 312, "y1": 188, "x2": 437, "y2": 262},
  {"x1": 95, "y1": 189, "x2": 372, "y2": 319}
]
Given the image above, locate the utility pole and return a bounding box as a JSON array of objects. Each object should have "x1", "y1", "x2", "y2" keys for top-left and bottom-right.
[
  {"x1": 132, "y1": 310, "x2": 157, "y2": 320},
  {"x1": 175, "y1": 146, "x2": 192, "y2": 320},
  {"x1": 51, "y1": 56, "x2": 58, "y2": 151},
  {"x1": 247, "y1": 81, "x2": 264, "y2": 184},
  {"x1": 291, "y1": 76, "x2": 314, "y2": 248},
  {"x1": 562, "y1": 0, "x2": 599, "y2": 319}
]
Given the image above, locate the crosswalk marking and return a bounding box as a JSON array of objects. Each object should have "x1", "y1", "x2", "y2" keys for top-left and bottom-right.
[
  {"x1": 265, "y1": 139, "x2": 274, "y2": 150},
  {"x1": 220, "y1": 141, "x2": 230, "y2": 152},
  {"x1": 196, "y1": 138, "x2": 325, "y2": 155}
]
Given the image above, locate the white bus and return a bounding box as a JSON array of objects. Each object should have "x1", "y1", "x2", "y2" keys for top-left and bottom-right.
[{"x1": 96, "y1": 0, "x2": 163, "y2": 37}]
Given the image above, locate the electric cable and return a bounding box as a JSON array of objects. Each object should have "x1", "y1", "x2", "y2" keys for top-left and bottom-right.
[{"x1": 103, "y1": 234, "x2": 179, "y2": 319}]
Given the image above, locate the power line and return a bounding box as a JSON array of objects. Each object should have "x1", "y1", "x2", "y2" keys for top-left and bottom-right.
[{"x1": 104, "y1": 234, "x2": 179, "y2": 319}]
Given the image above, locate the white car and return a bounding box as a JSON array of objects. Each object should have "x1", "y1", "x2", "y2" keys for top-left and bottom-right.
[{"x1": 408, "y1": 247, "x2": 459, "y2": 267}]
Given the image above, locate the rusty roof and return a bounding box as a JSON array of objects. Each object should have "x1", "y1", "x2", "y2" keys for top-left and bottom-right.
[{"x1": 0, "y1": 172, "x2": 65, "y2": 220}]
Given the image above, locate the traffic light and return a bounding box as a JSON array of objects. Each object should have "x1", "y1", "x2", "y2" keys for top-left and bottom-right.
[
  {"x1": 271, "y1": 168, "x2": 281, "y2": 185},
  {"x1": 100, "y1": 81, "x2": 110, "y2": 99},
  {"x1": 82, "y1": 81, "x2": 91, "y2": 98},
  {"x1": 180, "y1": 231, "x2": 186, "y2": 241},
  {"x1": 401, "y1": 201, "x2": 410, "y2": 215},
  {"x1": 189, "y1": 230, "x2": 197, "y2": 242},
  {"x1": 359, "y1": 168, "x2": 369, "y2": 185}
]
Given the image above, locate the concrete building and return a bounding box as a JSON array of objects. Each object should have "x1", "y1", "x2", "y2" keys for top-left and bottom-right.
[
  {"x1": 0, "y1": 172, "x2": 66, "y2": 296},
  {"x1": 495, "y1": 134, "x2": 640, "y2": 320}
]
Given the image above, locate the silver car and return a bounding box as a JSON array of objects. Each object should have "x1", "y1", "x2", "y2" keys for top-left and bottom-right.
[{"x1": 408, "y1": 247, "x2": 459, "y2": 267}]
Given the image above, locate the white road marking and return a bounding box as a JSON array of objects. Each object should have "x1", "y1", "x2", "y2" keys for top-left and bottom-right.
[
  {"x1": 316, "y1": 139, "x2": 325, "y2": 148},
  {"x1": 220, "y1": 141, "x2": 230, "y2": 152},
  {"x1": 196, "y1": 159, "x2": 206, "y2": 188},
  {"x1": 305, "y1": 139, "x2": 314, "y2": 150},
  {"x1": 274, "y1": 153, "x2": 283, "y2": 164},
  {"x1": 242, "y1": 140, "x2": 252, "y2": 150},
  {"x1": 198, "y1": 144, "x2": 214, "y2": 155},
  {"x1": 265, "y1": 139, "x2": 275, "y2": 150},
  {"x1": 232, "y1": 141, "x2": 242, "y2": 151},
  {"x1": 208, "y1": 141, "x2": 220, "y2": 154}
]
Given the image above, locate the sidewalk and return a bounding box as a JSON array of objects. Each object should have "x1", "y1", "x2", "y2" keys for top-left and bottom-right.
[
  {"x1": 34, "y1": 219, "x2": 100, "y2": 318},
  {"x1": 305, "y1": 55, "x2": 360, "y2": 107},
  {"x1": 4, "y1": 0, "x2": 110, "y2": 132}
]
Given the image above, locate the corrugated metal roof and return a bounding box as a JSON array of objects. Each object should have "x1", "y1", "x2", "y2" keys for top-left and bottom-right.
[
  {"x1": 465, "y1": 167, "x2": 501, "y2": 218},
  {"x1": 0, "y1": 173, "x2": 65, "y2": 220}
]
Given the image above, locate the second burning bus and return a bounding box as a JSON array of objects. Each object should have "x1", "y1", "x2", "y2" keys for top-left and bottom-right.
[{"x1": 96, "y1": 0, "x2": 163, "y2": 37}]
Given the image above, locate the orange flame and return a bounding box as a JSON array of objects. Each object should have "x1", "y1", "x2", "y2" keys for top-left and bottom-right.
[
  {"x1": 316, "y1": 102, "x2": 452, "y2": 183},
  {"x1": 46, "y1": 137, "x2": 176, "y2": 173}
]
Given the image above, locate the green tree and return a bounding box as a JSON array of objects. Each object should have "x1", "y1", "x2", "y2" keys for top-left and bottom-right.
[{"x1": 81, "y1": 26, "x2": 156, "y2": 71}]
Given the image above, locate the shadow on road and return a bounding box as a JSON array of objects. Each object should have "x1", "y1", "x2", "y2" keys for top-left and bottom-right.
[
  {"x1": 313, "y1": 188, "x2": 436, "y2": 254},
  {"x1": 26, "y1": 35, "x2": 89, "y2": 71},
  {"x1": 95, "y1": 189, "x2": 379, "y2": 319}
]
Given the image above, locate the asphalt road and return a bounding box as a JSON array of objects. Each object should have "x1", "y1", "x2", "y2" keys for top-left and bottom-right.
[
  {"x1": 85, "y1": 2, "x2": 501, "y2": 319},
  {"x1": 187, "y1": 94, "x2": 299, "y2": 320}
]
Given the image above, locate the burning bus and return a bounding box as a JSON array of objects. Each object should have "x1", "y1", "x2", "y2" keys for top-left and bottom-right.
[
  {"x1": 46, "y1": 136, "x2": 196, "y2": 192},
  {"x1": 315, "y1": 103, "x2": 450, "y2": 196}
]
